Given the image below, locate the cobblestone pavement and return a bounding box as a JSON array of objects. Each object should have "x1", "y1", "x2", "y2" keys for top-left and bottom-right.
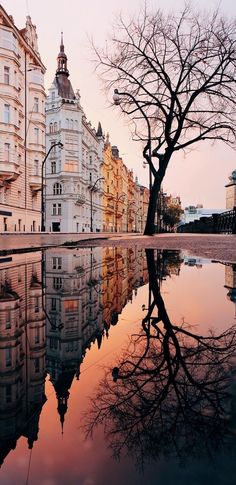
[{"x1": 0, "y1": 233, "x2": 235, "y2": 262}]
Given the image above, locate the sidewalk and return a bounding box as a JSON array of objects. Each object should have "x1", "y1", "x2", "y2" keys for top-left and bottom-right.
[{"x1": 0, "y1": 232, "x2": 235, "y2": 262}]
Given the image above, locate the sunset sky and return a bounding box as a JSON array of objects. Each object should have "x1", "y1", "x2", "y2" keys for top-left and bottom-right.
[{"x1": 2, "y1": 0, "x2": 236, "y2": 209}]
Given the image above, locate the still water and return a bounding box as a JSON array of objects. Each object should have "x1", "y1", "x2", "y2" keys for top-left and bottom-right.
[{"x1": 0, "y1": 247, "x2": 235, "y2": 485}]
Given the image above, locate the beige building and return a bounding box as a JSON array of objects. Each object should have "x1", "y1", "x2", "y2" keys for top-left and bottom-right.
[
  {"x1": 0, "y1": 7, "x2": 46, "y2": 232},
  {"x1": 225, "y1": 170, "x2": 236, "y2": 210},
  {"x1": 102, "y1": 140, "x2": 150, "y2": 233}
]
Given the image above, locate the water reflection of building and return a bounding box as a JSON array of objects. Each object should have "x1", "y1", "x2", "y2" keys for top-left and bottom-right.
[
  {"x1": 0, "y1": 253, "x2": 46, "y2": 466},
  {"x1": 225, "y1": 264, "x2": 236, "y2": 314},
  {"x1": 45, "y1": 247, "x2": 148, "y2": 428},
  {"x1": 183, "y1": 256, "x2": 210, "y2": 268}
]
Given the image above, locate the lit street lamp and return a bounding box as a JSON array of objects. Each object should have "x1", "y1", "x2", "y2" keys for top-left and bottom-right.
[
  {"x1": 90, "y1": 177, "x2": 104, "y2": 233},
  {"x1": 41, "y1": 141, "x2": 63, "y2": 232}
]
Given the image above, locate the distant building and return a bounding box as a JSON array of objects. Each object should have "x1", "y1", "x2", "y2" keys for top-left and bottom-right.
[
  {"x1": 181, "y1": 205, "x2": 224, "y2": 225},
  {"x1": 225, "y1": 170, "x2": 236, "y2": 210},
  {"x1": 102, "y1": 139, "x2": 150, "y2": 233}
]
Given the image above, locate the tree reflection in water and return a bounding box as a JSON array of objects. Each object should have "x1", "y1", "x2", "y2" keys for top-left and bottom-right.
[{"x1": 84, "y1": 249, "x2": 236, "y2": 469}]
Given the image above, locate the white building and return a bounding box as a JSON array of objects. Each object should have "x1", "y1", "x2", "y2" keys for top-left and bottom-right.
[
  {"x1": 225, "y1": 170, "x2": 236, "y2": 210},
  {"x1": 181, "y1": 205, "x2": 225, "y2": 225},
  {"x1": 0, "y1": 7, "x2": 46, "y2": 232},
  {"x1": 45, "y1": 36, "x2": 104, "y2": 233}
]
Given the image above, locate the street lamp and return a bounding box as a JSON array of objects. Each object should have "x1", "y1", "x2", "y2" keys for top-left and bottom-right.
[
  {"x1": 41, "y1": 141, "x2": 63, "y2": 232},
  {"x1": 113, "y1": 89, "x2": 152, "y2": 192},
  {"x1": 114, "y1": 193, "x2": 126, "y2": 232},
  {"x1": 90, "y1": 177, "x2": 104, "y2": 233}
]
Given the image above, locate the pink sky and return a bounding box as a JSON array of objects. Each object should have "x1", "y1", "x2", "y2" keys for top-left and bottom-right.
[{"x1": 2, "y1": 0, "x2": 236, "y2": 208}]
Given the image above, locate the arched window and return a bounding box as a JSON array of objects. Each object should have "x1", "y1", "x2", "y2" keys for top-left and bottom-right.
[
  {"x1": 54, "y1": 122, "x2": 58, "y2": 132},
  {"x1": 70, "y1": 119, "x2": 74, "y2": 130},
  {"x1": 49, "y1": 122, "x2": 53, "y2": 133},
  {"x1": 53, "y1": 182, "x2": 62, "y2": 195}
]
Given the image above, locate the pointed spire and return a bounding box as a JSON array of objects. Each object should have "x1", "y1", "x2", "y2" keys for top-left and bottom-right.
[
  {"x1": 106, "y1": 132, "x2": 110, "y2": 145},
  {"x1": 56, "y1": 32, "x2": 69, "y2": 77},
  {"x1": 96, "y1": 121, "x2": 103, "y2": 138},
  {"x1": 60, "y1": 32, "x2": 64, "y2": 52}
]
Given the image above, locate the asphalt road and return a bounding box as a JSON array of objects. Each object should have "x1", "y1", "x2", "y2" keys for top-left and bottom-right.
[{"x1": 0, "y1": 232, "x2": 235, "y2": 262}]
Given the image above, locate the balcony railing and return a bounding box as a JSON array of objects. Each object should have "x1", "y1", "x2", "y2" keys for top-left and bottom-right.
[
  {"x1": 29, "y1": 174, "x2": 41, "y2": 191},
  {"x1": 75, "y1": 193, "x2": 86, "y2": 205},
  {"x1": 0, "y1": 159, "x2": 20, "y2": 181}
]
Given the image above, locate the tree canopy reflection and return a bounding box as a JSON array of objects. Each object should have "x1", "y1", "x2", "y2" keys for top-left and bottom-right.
[{"x1": 84, "y1": 249, "x2": 236, "y2": 468}]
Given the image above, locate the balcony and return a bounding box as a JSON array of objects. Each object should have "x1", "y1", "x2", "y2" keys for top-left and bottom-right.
[
  {"x1": 0, "y1": 159, "x2": 20, "y2": 182},
  {"x1": 29, "y1": 174, "x2": 42, "y2": 192},
  {"x1": 75, "y1": 193, "x2": 86, "y2": 205}
]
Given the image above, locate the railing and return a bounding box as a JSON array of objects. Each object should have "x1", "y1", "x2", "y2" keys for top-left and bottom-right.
[{"x1": 177, "y1": 207, "x2": 236, "y2": 234}]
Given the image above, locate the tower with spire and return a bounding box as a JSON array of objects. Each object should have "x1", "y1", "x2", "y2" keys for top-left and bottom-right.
[{"x1": 45, "y1": 35, "x2": 104, "y2": 233}]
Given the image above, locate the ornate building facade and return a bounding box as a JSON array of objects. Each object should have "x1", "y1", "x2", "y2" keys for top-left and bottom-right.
[
  {"x1": 0, "y1": 7, "x2": 46, "y2": 232},
  {"x1": 45, "y1": 36, "x2": 104, "y2": 233}
]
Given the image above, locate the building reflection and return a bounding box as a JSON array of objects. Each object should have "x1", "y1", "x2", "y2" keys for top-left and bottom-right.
[
  {"x1": 0, "y1": 253, "x2": 46, "y2": 466},
  {"x1": 1, "y1": 247, "x2": 236, "y2": 468},
  {"x1": 45, "y1": 247, "x2": 148, "y2": 429},
  {"x1": 225, "y1": 263, "x2": 236, "y2": 315}
]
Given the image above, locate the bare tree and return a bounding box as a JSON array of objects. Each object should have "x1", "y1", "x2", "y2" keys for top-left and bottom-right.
[
  {"x1": 83, "y1": 250, "x2": 236, "y2": 468},
  {"x1": 94, "y1": 4, "x2": 236, "y2": 234}
]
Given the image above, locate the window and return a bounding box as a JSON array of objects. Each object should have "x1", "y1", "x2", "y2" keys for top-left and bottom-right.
[
  {"x1": 49, "y1": 122, "x2": 53, "y2": 133},
  {"x1": 34, "y1": 97, "x2": 39, "y2": 112},
  {"x1": 4, "y1": 66, "x2": 10, "y2": 84},
  {"x1": 4, "y1": 143, "x2": 10, "y2": 161},
  {"x1": 5, "y1": 348, "x2": 12, "y2": 367},
  {"x1": 0, "y1": 30, "x2": 17, "y2": 52},
  {"x1": 89, "y1": 155, "x2": 92, "y2": 164},
  {"x1": 54, "y1": 122, "x2": 58, "y2": 132},
  {"x1": 5, "y1": 310, "x2": 11, "y2": 329},
  {"x1": 53, "y1": 182, "x2": 62, "y2": 195},
  {"x1": 52, "y1": 257, "x2": 62, "y2": 270},
  {"x1": 35, "y1": 296, "x2": 40, "y2": 313},
  {"x1": 51, "y1": 161, "x2": 56, "y2": 174},
  {"x1": 34, "y1": 358, "x2": 40, "y2": 373},
  {"x1": 34, "y1": 159, "x2": 39, "y2": 175},
  {"x1": 5, "y1": 187, "x2": 10, "y2": 203},
  {"x1": 35, "y1": 327, "x2": 40, "y2": 344},
  {"x1": 52, "y1": 91, "x2": 55, "y2": 101},
  {"x1": 34, "y1": 127, "x2": 39, "y2": 144},
  {"x1": 51, "y1": 298, "x2": 57, "y2": 310},
  {"x1": 4, "y1": 104, "x2": 10, "y2": 123},
  {"x1": 5, "y1": 385, "x2": 12, "y2": 403},
  {"x1": 52, "y1": 203, "x2": 62, "y2": 215},
  {"x1": 53, "y1": 277, "x2": 62, "y2": 290}
]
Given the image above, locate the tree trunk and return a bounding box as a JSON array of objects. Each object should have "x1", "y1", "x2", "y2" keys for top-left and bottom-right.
[
  {"x1": 144, "y1": 156, "x2": 170, "y2": 236},
  {"x1": 144, "y1": 176, "x2": 161, "y2": 235}
]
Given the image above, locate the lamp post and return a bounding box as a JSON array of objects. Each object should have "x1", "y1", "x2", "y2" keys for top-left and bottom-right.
[
  {"x1": 41, "y1": 141, "x2": 63, "y2": 232},
  {"x1": 90, "y1": 177, "x2": 104, "y2": 233},
  {"x1": 113, "y1": 89, "x2": 152, "y2": 192},
  {"x1": 114, "y1": 193, "x2": 126, "y2": 232}
]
